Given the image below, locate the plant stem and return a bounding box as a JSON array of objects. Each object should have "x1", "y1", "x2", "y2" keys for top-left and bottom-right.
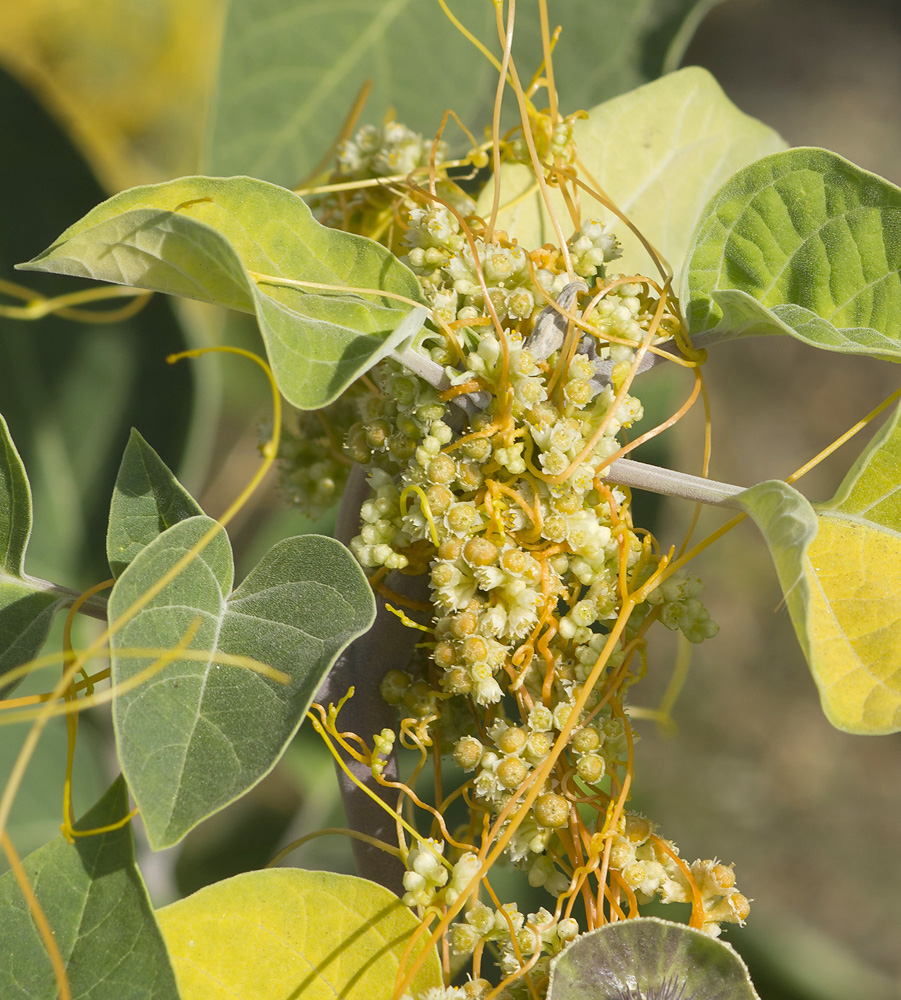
[
  {"x1": 317, "y1": 464, "x2": 426, "y2": 895},
  {"x1": 607, "y1": 458, "x2": 746, "y2": 507},
  {"x1": 23, "y1": 578, "x2": 109, "y2": 620}
]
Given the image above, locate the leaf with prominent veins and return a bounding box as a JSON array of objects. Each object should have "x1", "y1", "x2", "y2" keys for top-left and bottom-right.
[
  {"x1": 19, "y1": 175, "x2": 427, "y2": 409},
  {"x1": 109, "y1": 517, "x2": 375, "y2": 847},
  {"x1": 683, "y1": 147, "x2": 901, "y2": 360}
]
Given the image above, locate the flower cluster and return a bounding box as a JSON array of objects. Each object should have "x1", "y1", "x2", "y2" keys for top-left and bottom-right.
[
  {"x1": 280, "y1": 118, "x2": 738, "y2": 996},
  {"x1": 608, "y1": 812, "x2": 749, "y2": 937}
]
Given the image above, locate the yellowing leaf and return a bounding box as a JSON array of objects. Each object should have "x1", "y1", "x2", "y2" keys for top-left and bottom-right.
[
  {"x1": 803, "y1": 518, "x2": 901, "y2": 731},
  {"x1": 738, "y1": 403, "x2": 901, "y2": 734},
  {"x1": 156, "y1": 868, "x2": 441, "y2": 1000}
]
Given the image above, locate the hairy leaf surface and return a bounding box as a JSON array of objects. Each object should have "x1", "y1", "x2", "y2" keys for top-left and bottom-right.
[
  {"x1": 0, "y1": 777, "x2": 179, "y2": 1000},
  {"x1": 109, "y1": 519, "x2": 375, "y2": 847},
  {"x1": 19, "y1": 175, "x2": 427, "y2": 409},
  {"x1": 683, "y1": 148, "x2": 901, "y2": 359},
  {"x1": 207, "y1": 0, "x2": 723, "y2": 188},
  {"x1": 157, "y1": 868, "x2": 440, "y2": 1000},
  {"x1": 738, "y1": 406, "x2": 901, "y2": 733},
  {"x1": 476, "y1": 67, "x2": 784, "y2": 278},
  {"x1": 0, "y1": 413, "x2": 65, "y2": 695},
  {"x1": 548, "y1": 916, "x2": 760, "y2": 999},
  {"x1": 107, "y1": 428, "x2": 204, "y2": 578}
]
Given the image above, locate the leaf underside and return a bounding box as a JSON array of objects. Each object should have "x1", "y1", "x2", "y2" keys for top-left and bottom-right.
[
  {"x1": 548, "y1": 916, "x2": 760, "y2": 1000},
  {"x1": 109, "y1": 519, "x2": 375, "y2": 847}
]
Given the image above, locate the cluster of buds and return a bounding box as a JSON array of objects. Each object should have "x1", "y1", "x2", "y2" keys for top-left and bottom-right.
[{"x1": 279, "y1": 118, "x2": 740, "y2": 995}]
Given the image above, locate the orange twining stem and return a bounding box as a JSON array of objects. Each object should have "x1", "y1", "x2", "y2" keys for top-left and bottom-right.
[
  {"x1": 652, "y1": 834, "x2": 705, "y2": 929},
  {"x1": 2, "y1": 831, "x2": 71, "y2": 1000},
  {"x1": 439, "y1": 379, "x2": 484, "y2": 401}
]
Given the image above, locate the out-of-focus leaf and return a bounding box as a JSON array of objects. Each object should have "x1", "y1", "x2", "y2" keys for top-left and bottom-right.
[
  {"x1": 19, "y1": 175, "x2": 428, "y2": 409},
  {"x1": 477, "y1": 67, "x2": 785, "y2": 277},
  {"x1": 0, "y1": 66, "x2": 199, "y2": 587},
  {"x1": 109, "y1": 519, "x2": 375, "y2": 847},
  {"x1": 0, "y1": 412, "x2": 65, "y2": 695},
  {"x1": 157, "y1": 868, "x2": 441, "y2": 1000},
  {"x1": 107, "y1": 428, "x2": 203, "y2": 578},
  {"x1": 0, "y1": 0, "x2": 220, "y2": 189},
  {"x1": 0, "y1": 777, "x2": 179, "y2": 1000},
  {"x1": 548, "y1": 916, "x2": 760, "y2": 1000},
  {"x1": 738, "y1": 404, "x2": 901, "y2": 733},
  {"x1": 206, "y1": 0, "x2": 725, "y2": 188},
  {"x1": 0, "y1": 705, "x2": 107, "y2": 872},
  {"x1": 683, "y1": 148, "x2": 901, "y2": 359}
]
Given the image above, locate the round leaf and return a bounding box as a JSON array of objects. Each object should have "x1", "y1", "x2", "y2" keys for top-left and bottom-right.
[
  {"x1": 156, "y1": 868, "x2": 441, "y2": 1000},
  {"x1": 548, "y1": 917, "x2": 760, "y2": 1000}
]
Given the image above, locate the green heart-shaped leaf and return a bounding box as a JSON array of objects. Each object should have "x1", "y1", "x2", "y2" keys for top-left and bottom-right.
[
  {"x1": 0, "y1": 412, "x2": 65, "y2": 695},
  {"x1": 107, "y1": 428, "x2": 204, "y2": 578},
  {"x1": 738, "y1": 403, "x2": 901, "y2": 733},
  {"x1": 109, "y1": 518, "x2": 375, "y2": 846},
  {"x1": 476, "y1": 67, "x2": 785, "y2": 278},
  {"x1": 0, "y1": 776, "x2": 179, "y2": 1000},
  {"x1": 548, "y1": 917, "x2": 760, "y2": 1000},
  {"x1": 683, "y1": 147, "x2": 901, "y2": 360},
  {"x1": 157, "y1": 868, "x2": 441, "y2": 1000},
  {"x1": 19, "y1": 175, "x2": 427, "y2": 409}
]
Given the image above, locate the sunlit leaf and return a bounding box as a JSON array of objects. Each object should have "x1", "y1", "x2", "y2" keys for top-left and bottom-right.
[
  {"x1": 0, "y1": 777, "x2": 179, "y2": 1000},
  {"x1": 19, "y1": 175, "x2": 428, "y2": 409},
  {"x1": 157, "y1": 867, "x2": 441, "y2": 1000},
  {"x1": 107, "y1": 428, "x2": 203, "y2": 577},
  {"x1": 683, "y1": 147, "x2": 901, "y2": 359},
  {"x1": 738, "y1": 405, "x2": 901, "y2": 733},
  {"x1": 548, "y1": 916, "x2": 760, "y2": 1000},
  {"x1": 109, "y1": 518, "x2": 375, "y2": 847},
  {"x1": 0, "y1": 412, "x2": 65, "y2": 695},
  {"x1": 207, "y1": 0, "x2": 723, "y2": 188},
  {"x1": 476, "y1": 67, "x2": 785, "y2": 277}
]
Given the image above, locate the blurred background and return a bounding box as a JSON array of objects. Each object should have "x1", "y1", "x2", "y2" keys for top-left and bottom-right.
[{"x1": 0, "y1": 1, "x2": 899, "y2": 997}]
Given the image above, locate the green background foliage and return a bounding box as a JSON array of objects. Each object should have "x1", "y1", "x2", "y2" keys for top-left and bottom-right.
[{"x1": 207, "y1": 0, "x2": 722, "y2": 186}]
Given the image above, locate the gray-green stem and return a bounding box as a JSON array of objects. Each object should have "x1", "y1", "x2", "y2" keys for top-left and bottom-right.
[{"x1": 608, "y1": 458, "x2": 746, "y2": 507}]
